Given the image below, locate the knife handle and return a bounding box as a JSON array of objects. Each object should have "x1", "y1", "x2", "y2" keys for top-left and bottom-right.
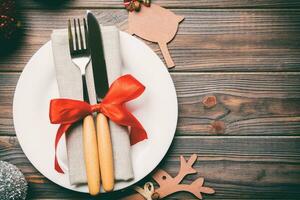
[
  {"x1": 96, "y1": 113, "x2": 115, "y2": 192},
  {"x1": 83, "y1": 115, "x2": 101, "y2": 196}
]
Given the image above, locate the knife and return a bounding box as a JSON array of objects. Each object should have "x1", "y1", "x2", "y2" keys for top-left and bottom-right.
[{"x1": 87, "y1": 11, "x2": 115, "y2": 192}]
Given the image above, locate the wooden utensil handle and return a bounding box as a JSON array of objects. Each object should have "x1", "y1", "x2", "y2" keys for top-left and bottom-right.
[
  {"x1": 96, "y1": 113, "x2": 115, "y2": 192},
  {"x1": 83, "y1": 115, "x2": 101, "y2": 195}
]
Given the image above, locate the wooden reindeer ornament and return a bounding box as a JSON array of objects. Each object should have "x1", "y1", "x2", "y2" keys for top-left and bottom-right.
[
  {"x1": 122, "y1": 154, "x2": 215, "y2": 200},
  {"x1": 127, "y1": 2, "x2": 184, "y2": 68}
]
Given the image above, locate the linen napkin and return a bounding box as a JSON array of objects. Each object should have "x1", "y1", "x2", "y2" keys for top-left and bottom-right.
[{"x1": 51, "y1": 26, "x2": 134, "y2": 185}]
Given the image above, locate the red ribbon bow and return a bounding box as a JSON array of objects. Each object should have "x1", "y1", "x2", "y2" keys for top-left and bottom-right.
[{"x1": 50, "y1": 74, "x2": 148, "y2": 173}]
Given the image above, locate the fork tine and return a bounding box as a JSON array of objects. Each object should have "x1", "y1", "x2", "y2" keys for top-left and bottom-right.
[
  {"x1": 83, "y1": 18, "x2": 89, "y2": 52},
  {"x1": 77, "y1": 19, "x2": 84, "y2": 50},
  {"x1": 68, "y1": 19, "x2": 74, "y2": 54},
  {"x1": 73, "y1": 19, "x2": 79, "y2": 51}
]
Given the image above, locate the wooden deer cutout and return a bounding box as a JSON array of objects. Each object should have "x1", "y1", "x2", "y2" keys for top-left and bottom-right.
[
  {"x1": 122, "y1": 154, "x2": 215, "y2": 199},
  {"x1": 128, "y1": 3, "x2": 184, "y2": 68}
]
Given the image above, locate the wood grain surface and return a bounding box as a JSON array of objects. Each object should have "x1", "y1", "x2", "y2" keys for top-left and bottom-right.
[
  {"x1": 1, "y1": 136, "x2": 300, "y2": 199},
  {"x1": 20, "y1": 0, "x2": 300, "y2": 9},
  {"x1": 1, "y1": 9, "x2": 300, "y2": 72},
  {"x1": 1, "y1": 73, "x2": 299, "y2": 137},
  {"x1": 1, "y1": 0, "x2": 300, "y2": 199}
]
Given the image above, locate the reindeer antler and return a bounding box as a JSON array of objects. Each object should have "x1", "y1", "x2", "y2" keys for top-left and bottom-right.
[
  {"x1": 151, "y1": 154, "x2": 197, "y2": 189},
  {"x1": 153, "y1": 154, "x2": 214, "y2": 199},
  {"x1": 121, "y1": 154, "x2": 215, "y2": 200}
]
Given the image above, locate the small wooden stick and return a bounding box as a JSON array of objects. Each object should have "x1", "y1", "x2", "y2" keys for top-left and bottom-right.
[{"x1": 158, "y1": 42, "x2": 175, "y2": 68}]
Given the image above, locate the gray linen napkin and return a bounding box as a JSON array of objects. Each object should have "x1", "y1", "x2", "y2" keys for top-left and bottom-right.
[{"x1": 51, "y1": 26, "x2": 134, "y2": 185}]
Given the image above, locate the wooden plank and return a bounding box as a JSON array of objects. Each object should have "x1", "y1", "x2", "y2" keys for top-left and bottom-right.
[
  {"x1": 1, "y1": 136, "x2": 300, "y2": 199},
  {"x1": 1, "y1": 72, "x2": 300, "y2": 136},
  {"x1": 1, "y1": 9, "x2": 300, "y2": 72},
  {"x1": 174, "y1": 72, "x2": 300, "y2": 136},
  {"x1": 20, "y1": 0, "x2": 300, "y2": 9},
  {"x1": 0, "y1": 73, "x2": 16, "y2": 136}
]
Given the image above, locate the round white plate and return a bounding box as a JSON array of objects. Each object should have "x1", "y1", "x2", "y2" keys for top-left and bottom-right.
[{"x1": 13, "y1": 31, "x2": 178, "y2": 193}]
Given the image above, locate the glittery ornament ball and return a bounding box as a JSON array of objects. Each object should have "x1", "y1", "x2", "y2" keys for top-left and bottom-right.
[{"x1": 0, "y1": 161, "x2": 28, "y2": 200}]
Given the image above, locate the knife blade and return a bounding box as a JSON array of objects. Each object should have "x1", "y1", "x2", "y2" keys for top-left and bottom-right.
[
  {"x1": 87, "y1": 11, "x2": 115, "y2": 192},
  {"x1": 87, "y1": 12, "x2": 109, "y2": 101}
]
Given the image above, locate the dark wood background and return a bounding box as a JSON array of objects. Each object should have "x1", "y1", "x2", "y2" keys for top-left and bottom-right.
[{"x1": 1, "y1": 0, "x2": 300, "y2": 199}]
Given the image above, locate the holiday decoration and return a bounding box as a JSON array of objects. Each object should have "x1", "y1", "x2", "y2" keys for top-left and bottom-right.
[
  {"x1": 50, "y1": 74, "x2": 147, "y2": 173},
  {"x1": 124, "y1": 0, "x2": 150, "y2": 12},
  {"x1": 0, "y1": 14, "x2": 19, "y2": 40},
  {"x1": 122, "y1": 154, "x2": 215, "y2": 199},
  {"x1": 0, "y1": 161, "x2": 28, "y2": 200},
  {"x1": 127, "y1": 3, "x2": 184, "y2": 68},
  {"x1": 0, "y1": 0, "x2": 20, "y2": 41},
  {"x1": 0, "y1": 0, "x2": 15, "y2": 16}
]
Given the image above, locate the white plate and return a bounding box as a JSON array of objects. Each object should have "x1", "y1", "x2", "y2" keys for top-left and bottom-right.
[{"x1": 13, "y1": 32, "x2": 178, "y2": 193}]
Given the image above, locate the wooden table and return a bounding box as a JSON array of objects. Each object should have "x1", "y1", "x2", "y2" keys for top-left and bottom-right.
[{"x1": 1, "y1": 1, "x2": 300, "y2": 199}]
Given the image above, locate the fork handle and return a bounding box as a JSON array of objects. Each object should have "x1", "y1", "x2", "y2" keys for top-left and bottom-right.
[
  {"x1": 96, "y1": 113, "x2": 115, "y2": 192},
  {"x1": 83, "y1": 115, "x2": 101, "y2": 195}
]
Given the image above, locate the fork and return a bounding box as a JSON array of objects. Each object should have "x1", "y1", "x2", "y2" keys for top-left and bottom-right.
[{"x1": 68, "y1": 18, "x2": 101, "y2": 196}]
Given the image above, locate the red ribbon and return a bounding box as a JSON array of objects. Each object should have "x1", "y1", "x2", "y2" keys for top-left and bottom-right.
[{"x1": 50, "y1": 74, "x2": 148, "y2": 173}]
